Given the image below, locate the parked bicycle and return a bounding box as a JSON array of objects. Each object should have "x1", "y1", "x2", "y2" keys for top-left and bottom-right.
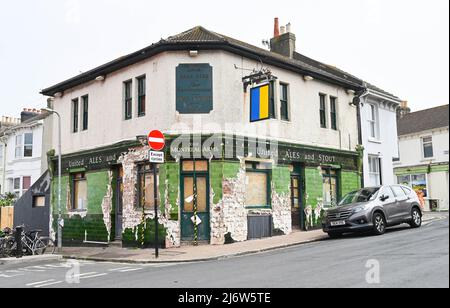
[{"x1": 0, "y1": 226, "x2": 56, "y2": 258}]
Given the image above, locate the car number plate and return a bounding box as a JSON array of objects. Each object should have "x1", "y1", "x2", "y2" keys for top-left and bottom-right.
[{"x1": 331, "y1": 220, "x2": 346, "y2": 227}]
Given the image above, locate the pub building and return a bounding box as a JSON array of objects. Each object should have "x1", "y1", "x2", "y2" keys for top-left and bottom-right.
[{"x1": 41, "y1": 22, "x2": 376, "y2": 248}]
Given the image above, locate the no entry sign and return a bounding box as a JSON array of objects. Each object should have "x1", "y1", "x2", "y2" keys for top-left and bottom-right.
[{"x1": 148, "y1": 130, "x2": 165, "y2": 151}]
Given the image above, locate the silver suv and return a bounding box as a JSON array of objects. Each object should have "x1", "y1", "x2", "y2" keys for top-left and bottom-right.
[{"x1": 322, "y1": 185, "x2": 423, "y2": 238}]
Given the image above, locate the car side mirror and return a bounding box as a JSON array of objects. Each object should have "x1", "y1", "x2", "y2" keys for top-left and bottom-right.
[{"x1": 380, "y1": 195, "x2": 389, "y2": 202}]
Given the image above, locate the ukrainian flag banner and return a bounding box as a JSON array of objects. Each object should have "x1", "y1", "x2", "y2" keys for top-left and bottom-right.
[{"x1": 250, "y1": 84, "x2": 270, "y2": 122}]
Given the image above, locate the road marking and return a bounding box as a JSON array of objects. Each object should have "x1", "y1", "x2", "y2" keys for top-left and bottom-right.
[
  {"x1": 79, "y1": 273, "x2": 108, "y2": 280},
  {"x1": 34, "y1": 281, "x2": 63, "y2": 288},
  {"x1": 109, "y1": 267, "x2": 133, "y2": 272},
  {"x1": 74, "y1": 272, "x2": 97, "y2": 278},
  {"x1": 27, "y1": 279, "x2": 55, "y2": 286},
  {"x1": 118, "y1": 268, "x2": 142, "y2": 273}
]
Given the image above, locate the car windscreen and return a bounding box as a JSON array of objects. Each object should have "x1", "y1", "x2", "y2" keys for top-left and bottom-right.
[{"x1": 338, "y1": 188, "x2": 381, "y2": 206}]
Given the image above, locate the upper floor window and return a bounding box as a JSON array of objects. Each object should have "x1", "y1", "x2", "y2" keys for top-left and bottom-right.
[
  {"x1": 82, "y1": 95, "x2": 89, "y2": 131},
  {"x1": 24, "y1": 133, "x2": 33, "y2": 157},
  {"x1": 15, "y1": 135, "x2": 23, "y2": 158},
  {"x1": 72, "y1": 98, "x2": 79, "y2": 133},
  {"x1": 330, "y1": 97, "x2": 338, "y2": 130},
  {"x1": 124, "y1": 80, "x2": 133, "y2": 120},
  {"x1": 137, "y1": 76, "x2": 146, "y2": 117},
  {"x1": 422, "y1": 136, "x2": 434, "y2": 159},
  {"x1": 368, "y1": 104, "x2": 379, "y2": 139},
  {"x1": 319, "y1": 94, "x2": 327, "y2": 128},
  {"x1": 280, "y1": 83, "x2": 290, "y2": 121}
]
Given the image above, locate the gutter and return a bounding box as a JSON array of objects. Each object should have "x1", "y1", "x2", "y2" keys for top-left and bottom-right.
[{"x1": 354, "y1": 89, "x2": 371, "y2": 188}]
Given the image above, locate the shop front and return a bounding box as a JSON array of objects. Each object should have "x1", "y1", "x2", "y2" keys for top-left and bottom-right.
[{"x1": 50, "y1": 135, "x2": 361, "y2": 247}]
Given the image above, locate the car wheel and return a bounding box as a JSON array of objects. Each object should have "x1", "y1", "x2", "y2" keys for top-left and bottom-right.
[
  {"x1": 328, "y1": 232, "x2": 343, "y2": 239},
  {"x1": 373, "y1": 213, "x2": 386, "y2": 235},
  {"x1": 409, "y1": 208, "x2": 422, "y2": 228}
]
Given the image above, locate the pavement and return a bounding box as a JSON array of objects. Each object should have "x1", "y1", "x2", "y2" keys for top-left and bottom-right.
[
  {"x1": 0, "y1": 214, "x2": 447, "y2": 288},
  {"x1": 1, "y1": 212, "x2": 447, "y2": 266}
]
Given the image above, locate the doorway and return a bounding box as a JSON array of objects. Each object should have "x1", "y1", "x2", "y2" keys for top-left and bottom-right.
[
  {"x1": 291, "y1": 165, "x2": 305, "y2": 231},
  {"x1": 115, "y1": 167, "x2": 124, "y2": 240},
  {"x1": 180, "y1": 160, "x2": 211, "y2": 242}
]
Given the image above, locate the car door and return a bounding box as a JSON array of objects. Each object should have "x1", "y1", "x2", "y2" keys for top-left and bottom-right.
[
  {"x1": 380, "y1": 186, "x2": 398, "y2": 221},
  {"x1": 391, "y1": 185, "x2": 412, "y2": 219}
]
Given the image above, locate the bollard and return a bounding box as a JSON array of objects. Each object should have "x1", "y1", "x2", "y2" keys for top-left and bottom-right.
[{"x1": 15, "y1": 226, "x2": 23, "y2": 259}]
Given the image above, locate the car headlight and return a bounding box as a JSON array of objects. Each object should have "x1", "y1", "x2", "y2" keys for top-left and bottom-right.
[{"x1": 353, "y1": 207, "x2": 365, "y2": 213}]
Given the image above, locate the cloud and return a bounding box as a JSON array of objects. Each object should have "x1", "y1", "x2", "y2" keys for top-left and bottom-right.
[{"x1": 65, "y1": 0, "x2": 81, "y2": 25}]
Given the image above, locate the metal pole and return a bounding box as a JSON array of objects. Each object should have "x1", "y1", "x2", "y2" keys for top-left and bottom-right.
[
  {"x1": 154, "y1": 164, "x2": 159, "y2": 258},
  {"x1": 55, "y1": 112, "x2": 63, "y2": 251}
]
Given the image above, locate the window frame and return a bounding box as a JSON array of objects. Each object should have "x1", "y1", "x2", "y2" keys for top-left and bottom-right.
[
  {"x1": 23, "y1": 133, "x2": 33, "y2": 158},
  {"x1": 245, "y1": 161, "x2": 272, "y2": 209},
  {"x1": 279, "y1": 82, "x2": 290, "y2": 121},
  {"x1": 368, "y1": 104, "x2": 379, "y2": 139},
  {"x1": 421, "y1": 136, "x2": 434, "y2": 159},
  {"x1": 81, "y1": 95, "x2": 89, "y2": 131},
  {"x1": 137, "y1": 75, "x2": 146, "y2": 117},
  {"x1": 71, "y1": 172, "x2": 87, "y2": 211},
  {"x1": 15, "y1": 135, "x2": 23, "y2": 158},
  {"x1": 368, "y1": 155, "x2": 382, "y2": 186},
  {"x1": 124, "y1": 80, "x2": 133, "y2": 120},
  {"x1": 319, "y1": 93, "x2": 327, "y2": 129},
  {"x1": 330, "y1": 96, "x2": 338, "y2": 130},
  {"x1": 72, "y1": 98, "x2": 79, "y2": 133},
  {"x1": 137, "y1": 163, "x2": 159, "y2": 210},
  {"x1": 322, "y1": 168, "x2": 340, "y2": 208}
]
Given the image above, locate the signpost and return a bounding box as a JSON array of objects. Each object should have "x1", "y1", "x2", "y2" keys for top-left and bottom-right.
[{"x1": 147, "y1": 130, "x2": 166, "y2": 259}]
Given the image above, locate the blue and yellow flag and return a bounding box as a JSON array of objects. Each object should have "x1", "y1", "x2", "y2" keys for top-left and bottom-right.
[{"x1": 250, "y1": 84, "x2": 270, "y2": 122}]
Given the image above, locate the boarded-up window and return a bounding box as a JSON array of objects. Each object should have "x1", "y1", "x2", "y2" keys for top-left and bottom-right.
[
  {"x1": 182, "y1": 160, "x2": 208, "y2": 172},
  {"x1": 72, "y1": 173, "x2": 87, "y2": 210},
  {"x1": 245, "y1": 162, "x2": 271, "y2": 208},
  {"x1": 183, "y1": 176, "x2": 207, "y2": 212},
  {"x1": 33, "y1": 196, "x2": 46, "y2": 208},
  {"x1": 138, "y1": 164, "x2": 159, "y2": 210}
]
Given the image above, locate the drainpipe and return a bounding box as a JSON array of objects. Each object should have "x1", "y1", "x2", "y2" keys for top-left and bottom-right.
[{"x1": 354, "y1": 88, "x2": 370, "y2": 188}]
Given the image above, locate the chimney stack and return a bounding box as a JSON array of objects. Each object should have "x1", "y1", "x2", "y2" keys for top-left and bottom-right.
[
  {"x1": 397, "y1": 101, "x2": 411, "y2": 120},
  {"x1": 274, "y1": 18, "x2": 280, "y2": 37},
  {"x1": 270, "y1": 19, "x2": 296, "y2": 58}
]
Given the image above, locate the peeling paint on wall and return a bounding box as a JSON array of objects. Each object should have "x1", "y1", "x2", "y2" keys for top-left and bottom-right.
[{"x1": 101, "y1": 170, "x2": 114, "y2": 240}]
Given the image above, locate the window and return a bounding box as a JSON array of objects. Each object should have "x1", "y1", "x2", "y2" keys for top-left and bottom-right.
[
  {"x1": 319, "y1": 94, "x2": 327, "y2": 128},
  {"x1": 322, "y1": 168, "x2": 339, "y2": 208},
  {"x1": 137, "y1": 76, "x2": 146, "y2": 117},
  {"x1": 22, "y1": 176, "x2": 31, "y2": 195},
  {"x1": 397, "y1": 174, "x2": 428, "y2": 198},
  {"x1": 368, "y1": 104, "x2": 379, "y2": 139},
  {"x1": 391, "y1": 185, "x2": 406, "y2": 198},
  {"x1": 422, "y1": 136, "x2": 434, "y2": 159},
  {"x1": 13, "y1": 178, "x2": 21, "y2": 197},
  {"x1": 245, "y1": 162, "x2": 271, "y2": 208},
  {"x1": 72, "y1": 98, "x2": 79, "y2": 133},
  {"x1": 138, "y1": 164, "x2": 159, "y2": 209},
  {"x1": 82, "y1": 95, "x2": 89, "y2": 131},
  {"x1": 380, "y1": 186, "x2": 395, "y2": 202},
  {"x1": 280, "y1": 83, "x2": 289, "y2": 121},
  {"x1": 368, "y1": 155, "x2": 381, "y2": 186},
  {"x1": 72, "y1": 173, "x2": 87, "y2": 210},
  {"x1": 15, "y1": 135, "x2": 23, "y2": 158},
  {"x1": 24, "y1": 133, "x2": 33, "y2": 157},
  {"x1": 124, "y1": 80, "x2": 133, "y2": 120},
  {"x1": 181, "y1": 160, "x2": 209, "y2": 214},
  {"x1": 330, "y1": 97, "x2": 338, "y2": 130},
  {"x1": 33, "y1": 195, "x2": 46, "y2": 208}
]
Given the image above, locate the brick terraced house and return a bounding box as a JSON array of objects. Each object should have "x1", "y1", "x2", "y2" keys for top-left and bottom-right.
[{"x1": 41, "y1": 22, "x2": 401, "y2": 248}]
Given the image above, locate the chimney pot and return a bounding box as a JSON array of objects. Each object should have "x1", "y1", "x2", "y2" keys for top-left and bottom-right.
[
  {"x1": 274, "y1": 18, "x2": 280, "y2": 37},
  {"x1": 286, "y1": 23, "x2": 292, "y2": 33},
  {"x1": 280, "y1": 26, "x2": 286, "y2": 35}
]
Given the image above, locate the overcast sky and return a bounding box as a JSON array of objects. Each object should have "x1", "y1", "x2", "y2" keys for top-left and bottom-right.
[{"x1": 0, "y1": 0, "x2": 448, "y2": 117}]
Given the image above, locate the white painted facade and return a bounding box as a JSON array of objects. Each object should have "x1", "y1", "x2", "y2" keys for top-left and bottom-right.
[
  {"x1": 0, "y1": 142, "x2": 5, "y2": 194},
  {"x1": 0, "y1": 121, "x2": 46, "y2": 198},
  {"x1": 394, "y1": 127, "x2": 449, "y2": 211},
  {"x1": 49, "y1": 50, "x2": 359, "y2": 157},
  {"x1": 360, "y1": 90, "x2": 401, "y2": 187}
]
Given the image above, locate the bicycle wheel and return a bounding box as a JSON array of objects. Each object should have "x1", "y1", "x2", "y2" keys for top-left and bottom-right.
[{"x1": 35, "y1": 237, "x2": 56, "y2": 255}]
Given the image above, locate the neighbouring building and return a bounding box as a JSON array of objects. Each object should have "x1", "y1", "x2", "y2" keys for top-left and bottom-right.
[
  {"x1": 0, "y1": 109, "x2": 52, "y2": 235},
  {"x1": 394, "y1": 104, "x2": 449, "y2": 211},
  {"x1": 360, "y1": 85, "x2": 402, "y2": 187},
  {"x1": 40, "y1": 21, "x2": 401, "y2": 248},
  {"x1": 0, "y1": 116, "x2": 21, "y2": 194}
]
